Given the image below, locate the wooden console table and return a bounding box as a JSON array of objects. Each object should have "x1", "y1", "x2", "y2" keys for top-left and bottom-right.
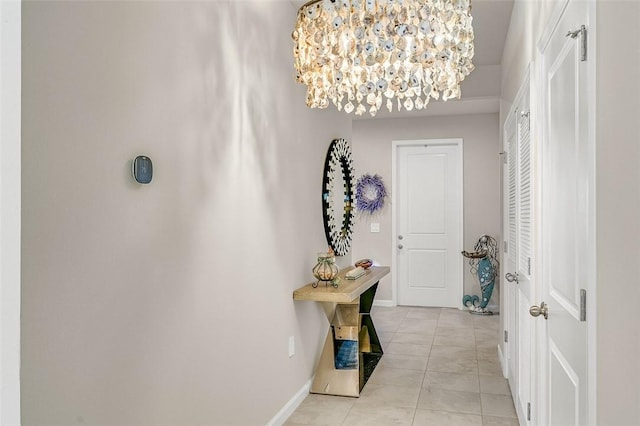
[{"x1": 293, "y1": 266, "x2": 390, "y2": 397}]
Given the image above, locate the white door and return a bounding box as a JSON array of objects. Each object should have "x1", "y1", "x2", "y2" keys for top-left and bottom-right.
[
  {"x1": 538, "y1": 0, "x2": 592, "y2": 424},
  {"x1": 394, "y1": 140, "x2": 463, "y2": 307},
  {"x1": 503, "y1": 102, "x2": 518, "y2": 388},
  {"x1": 503, "y1": 72, "x2": 534, "y2": 426},
  {"x1": 516, "y1": 106, "x2": 533, "y2": 426}
]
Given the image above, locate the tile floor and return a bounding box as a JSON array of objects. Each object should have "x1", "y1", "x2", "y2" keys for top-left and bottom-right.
[{"x1": 286, "y1": 306, "x2": 519, "y2": 426}]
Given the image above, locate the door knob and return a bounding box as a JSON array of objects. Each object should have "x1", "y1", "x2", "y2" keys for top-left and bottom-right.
[
  {"x1": 398, "y1": 235, "x2": 403, "y2": 240},
  {"x1": 505, "y1": 272, "x2": 519, "y2": 283},
  {"x1": 529, "y1": 302, "x2": 548, "y2": 320},
  {"x1": 397, "y1": 244, "x2": 404, "y2": 249}
]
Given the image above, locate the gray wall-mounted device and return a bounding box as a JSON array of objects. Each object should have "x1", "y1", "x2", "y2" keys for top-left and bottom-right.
[{"x1": 132, "y1": 155, "x2": 153, "y2": 184}]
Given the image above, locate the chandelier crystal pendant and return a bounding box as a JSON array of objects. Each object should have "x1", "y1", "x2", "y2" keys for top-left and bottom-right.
[{"x1": 292, "y1": 0, "x2": 475, "y2": 117}]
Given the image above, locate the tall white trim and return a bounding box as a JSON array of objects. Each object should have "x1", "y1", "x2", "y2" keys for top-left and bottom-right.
[
  {"x1": 0, "y1": 0, "x2": 22, "y2": 424},
  {"x1": 585, "y1": 1, "x2": 597, "y2": 424},
  {"x1": 391, "y1": 138, "x2": 464, "y2": 309}
]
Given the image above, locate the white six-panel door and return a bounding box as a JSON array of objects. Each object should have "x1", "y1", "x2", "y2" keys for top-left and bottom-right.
[
  {"x1": 394, "y1": 140, "x2": 463, "y2": 307},
  {"x1": 538, "y1": 0, "x2": 592, "y2": 424}
]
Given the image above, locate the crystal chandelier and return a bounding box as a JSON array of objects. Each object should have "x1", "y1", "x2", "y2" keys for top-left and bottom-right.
[{"x1": 292, "y1": 0, "x2": 475, "y2": 117}]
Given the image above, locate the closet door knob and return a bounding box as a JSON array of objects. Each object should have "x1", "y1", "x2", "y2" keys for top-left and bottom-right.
[
  {"x1": 529, "y1": 302, "x2": 549, "y2": 320},
  {"x1": 505, "y1": 272, "x2": 519, "y2": 283}
]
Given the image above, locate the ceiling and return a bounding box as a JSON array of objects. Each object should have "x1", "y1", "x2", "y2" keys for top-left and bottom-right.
[
  {"x1": 290, "y1": 0, "x2": 514, "y2": 119},
  {"x1": 467, "y1": 0, "x2": 514, "y2": 67}
]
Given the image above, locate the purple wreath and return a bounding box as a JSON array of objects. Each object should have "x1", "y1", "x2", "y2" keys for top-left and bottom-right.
[{"x1": 355, "y1": 174, "x2": 387, "y2": 214}]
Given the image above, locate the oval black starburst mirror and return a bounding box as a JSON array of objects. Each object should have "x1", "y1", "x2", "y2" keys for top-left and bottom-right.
[{"x1": 322, "y1": 138, "x2": 355, "y2": 256}]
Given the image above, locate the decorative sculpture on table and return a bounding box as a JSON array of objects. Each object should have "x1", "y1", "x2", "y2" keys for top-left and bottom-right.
[
  {"x1": 312, "y1": 248, "x2": 340, "y2": 288},
  {"x1": 462, "y1": 235, "x2": 499, "y2": 315}
]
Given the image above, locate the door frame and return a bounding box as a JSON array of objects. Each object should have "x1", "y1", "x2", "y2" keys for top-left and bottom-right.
[
  {"x1": 536, "y1": 0, "x2": 597, "y2": 423},
  {"x1": 391, "y1": 138, "x2": 464, "y2": 308},
  {"x1": 0, "y1": 0, "x2": 22, "y2": 423}
]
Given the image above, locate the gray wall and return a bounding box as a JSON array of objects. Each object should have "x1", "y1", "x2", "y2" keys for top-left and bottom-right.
[
  {"x1": 21, "y1": 2, "x2": 351, "y2": 424},
  {"x1": 351, "y1": 114, "x2": 501, "y2": 306},
  {"x1": 594, "y1": 2, "x2": 640, "y2": 424}
]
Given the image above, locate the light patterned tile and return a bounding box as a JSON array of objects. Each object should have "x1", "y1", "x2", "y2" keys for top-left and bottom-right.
[
  {"x1": 413, "y1": 409, "x2": 483, "y2": 426},
  {"x1": 437, "y1": 316, "x2": 475, "y2": 329},
  {"x1": 476, "y1": 338, "x2": 501, "y2": 349},
  {"x1": 375, "y1": 321, "x2": 402, "y2": 334},
  {"x1": 482, "y1": 415, "x2": 520, "y2": 425},
  {"x1": 439, "y1": 308, "x2": 471, "y2": 320},
  {"x1": 479, "y1": 375, "x2": 511, "y2": 395},
  {"x1": 477, "y1": 346, "x2": 499, "y2": 361},
  {"x1": 374, "y1": 310, "x2": 407, "y2": 320},
  {"x1": 433, "y1": 333, "x2": 476, "y2": 348},
  {"x1": 435, "y1": 326, "x2": 475, "y2": 339},
  {"x1": 423, "y1": 371, "x2": 480, "y2": 393},
  {"x1": 286, "y1": 394, "x2": 355, "y2": 425},
  {"x1": 378, "y1": 353, "x2": 429, "y2": 372},
  {"x1": 377, "y1": 330, "x2": 395, "y2": 346},
  {"x1": 476, "y1": 328, "x2": 500, "y2": 342},
  {"x1": 438, "y1": 310, "x2": 475, "y2": 327},
  {"x1": 417, "y1": 388, "x2": 482, "y2": 414},
  {"x1": 478, "y1": 358, "x2": 503, "y2": 376},
  {"x1": 436, "y1": 326, "x2": 475, "y2": 337},
  {"x1": 385, "y1": 342, "x2": 431, "y2": 357},
  {"x1": 391, "y1": 332, "x2": 434, "y2": 345},
  {"x1": 480, "y1": 394, "x2": 517, "y2": 418},
  {"x1": 398, "y1": 319, "x2": 439, "y2": 335},
  {"x1": 368, "y1": 365, "x2": 424, "y2": 387},
  {"x1": 473, "y1": 314, "x2": 500, "y2": 330},
  {"x1": 375, "y1": 311, "x2": 403, "y2": 321},
  {"x1": 372, "y1": 308, "x2": 410, "y2": 322},
  {"x1": 342, "y1": 403, "x2": 414, "y2": 426},
  {"x1": 358, "y1": 383, "x2": 421, "y2": 408},
  {"x1": 429, "y1": 345, "x2": 477, "y2": 361},
  {"x1": 427, "y1": 354, "x2": 478, "y2": 375},
  {"x1": 407, "y1": 307, "x2": 441, "y2": 320}
]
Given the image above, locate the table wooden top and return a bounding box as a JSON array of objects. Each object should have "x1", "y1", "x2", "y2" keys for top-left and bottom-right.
[{"x1": 293, "y1": 266, "x2": 390, "y2": 303}]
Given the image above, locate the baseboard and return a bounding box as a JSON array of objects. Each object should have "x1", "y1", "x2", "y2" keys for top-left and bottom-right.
[
  {"x1": 266, "y1": 378, "x2": 312, "y2": 426},
  {"x1": 497, "y1": 343, "x2": 508, "y2": 378},
  {"x1": 373, "y1": 299, "x2": 394, "y2": 307}
]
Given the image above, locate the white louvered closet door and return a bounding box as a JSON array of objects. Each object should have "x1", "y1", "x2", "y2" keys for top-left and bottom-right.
[
  {"x1": 504, "y1": 110, "x2": 518, "y2": 391},
  {"x1": 515, "y1": 110, "x2": 533, "y2": 426},
  {"x1": 518, "y1": 112, "x2": 532, "y2": 294},
  {"x1": 502, "y1": 69, "x2": 533, "y2": 426}
]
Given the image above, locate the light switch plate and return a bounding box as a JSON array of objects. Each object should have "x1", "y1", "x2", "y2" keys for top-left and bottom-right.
[
  {"x1": 288, "y1": 336, "x2": 295, "y2": 358},
  {"x1": 370, "y1": 223, "x2": 380, "y2": 233}
]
